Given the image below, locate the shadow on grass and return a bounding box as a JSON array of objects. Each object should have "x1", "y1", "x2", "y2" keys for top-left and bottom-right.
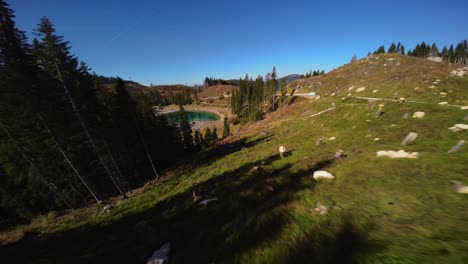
[
  {"x1": 0, "y1": 152, "x2": 385, "y2": 263},
  {"x1": 283, "y1": 218, "x2": 385, "y2": 264}
]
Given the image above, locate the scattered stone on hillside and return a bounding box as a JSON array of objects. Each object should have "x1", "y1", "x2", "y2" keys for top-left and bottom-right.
[
  {"x1": 356, "y1": 87, "x2": 366, "y2": 92},
  {"x1": 448, "y1": 140, "x2": 466, "y2": 153},
  {"x1": 383, "y1": 63, "x2": 387, "y2": 67},
  {"x1": 398, "y1": 97, "x2": 406, "y2": 103},
  {"x1": 373, "y1": 89, "x2": 379, "y2": 93},
  {"x1": 198, "y1": 197, "x2": 219, "y2": 207},
  {"x1": 414, "y1": 86, "x2": 419, "y2": 91},
  {"x1": 328, "y1": 137, "x2": 336, "y2": 140},
  {"x1": 146, "y1": 242, "x2": 171, "y2": 264},
  {"x1": 401, "y1": 132, "x2": 418, "y2": 146},
  {"x1": 427, "y1": 56, "x2": 443, "y2": 62},
  {"x1": 279, "y1": 146, "x2": 286, "y2": 158},
  {"x1": 352, "y1": 126, "x2": 357, "y2": 129},
  {"x1": 366, "y1": 134, "x2": 372, "y2": 138},
  {"x1": 192, "y1": 181, "x2": 201, "y2": 202},
  {"x1": 440, "y1": 92, "x2": 447, "y2": 97},
  {"x1": 252, "y1": 166, "x2": 259, "y2": 171},
  {"x1": 391, "y1": 124, "x2": 397, "y2": 127},
  {"x1": 376, "y1": 150, "x2": 419, "y2": 159},
  {"x1": 429, "y1": 85, "x2": 436, "y2": 89},
  {"x1": 438, "y1": 102, "x2": 448, "y2": 105},
  {"x1": 450, "y1": 68, "x2": 467, "y2": 77},
  {"x1": 347, "y1": 93, "x2": 352, "y2": 97},
  {"x1": 461, "y1": 106, "x2": 468, "y2": 110},
  {"x1": 102, "y1": 204, "x2": 113, "y2": 213},
  {"x1": 313, "y1": 171, "x2": 335, "y2": 180},
  {"x1": 314, "y1": 202, "x2": 328, "y2": 215},
  {"x1": 376, "y1": 104, "x2": 385, "y2": 117},
  {"x1": 452, "y1": 181, "x2": 468, "y2": 194},
  {"x1": 333, "y1": 150, "x2": 346, "y2": 159},
  {"x1": 402, "y1": 113, "x2": 409, "y2": 120},
  {"x1": 448, "y1": 124, "x2": 468, "y2": 132},
  {"x1": 412, "y1": 112, "x2": 426, "y2": 119},
  {"x1": 348, "y1": 86, "x2": 355, "y2": 91},
  {"x1": 134, "y1": 220, "x2": 160, "y2": 247},
  {"x1": 315, "y1": 137, "x2": 325, "y2": 146},
  {"x1": 373, "y1": 138, "x2": 380, "y2": 141},
  {"x1": 331, "y1": 92, "x2": 336, "y2": 96}
]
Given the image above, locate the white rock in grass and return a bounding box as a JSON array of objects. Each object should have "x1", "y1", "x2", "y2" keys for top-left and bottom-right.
[
  {"x1": 440, "y1": 92, "x2": 447, "y2": 97},
  {"x1": 314, "y1": 202, "x2": 328, "y2": 215},
  {"x1": 348, "y1": 86, "x2": 355, "y2": 91},
  {"x1": 376, "y1": 150, "x2": 419, "y2": 159},
  {"x1": 438, "y1": 102, "x2": 448, "y2": 105},
  {"x1": 452, "y1": 181, "x2": 468, "y2": 194},
  {"x1": 373, "y1": 138, "x2": 380, "y2": 141},
  {"x1": 147, "y1": 243, "x2": 171, "y2": 264},
  {"x1": 373, "y1": 89, "x2": 379, "y2": 93},
  {"x1": 412, "y1": 112, "x2": 426, "y2": 119},
  {"x1": 401, "y1": 132, "x2": 418, "y2": 146},
  {"x1": 313, "y1": 171, "x2": 335, "y2": 180},
  {"x1": 461, "y1": 106, "x2": 468, "y2": 110},
  {"x1": 448, "y1": 124, "x2": 468, "y2": 132},
  {"x1": 328, "y1": 137, "x2": 336, "y2": 140},
  {"x1": 448, "y1": 140, "x2": 465, "y2": 153},
  {"x1": 356, "y1": 87, "x2": 366, "y2": 92}
]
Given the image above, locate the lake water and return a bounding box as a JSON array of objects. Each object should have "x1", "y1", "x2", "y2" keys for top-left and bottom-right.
[{"x1": 165, "y1": 111, "x2": 220, "y2": 123}]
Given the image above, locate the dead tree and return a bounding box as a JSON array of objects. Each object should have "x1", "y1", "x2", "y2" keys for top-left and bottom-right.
[
  {"x1": 54, "y1": 60, "x2": 127, "y2": 198},
  {"x1": 38, "y1": 115, "x2": 101, "y2": 204}
]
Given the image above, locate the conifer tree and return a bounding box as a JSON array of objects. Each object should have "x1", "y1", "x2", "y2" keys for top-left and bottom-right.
[
  {"x1": 178, "y1": 105, "x2": 194, "y2": 150},
  {"x1": 223, "y1": 117, "x2": 230, "y2": 138}
]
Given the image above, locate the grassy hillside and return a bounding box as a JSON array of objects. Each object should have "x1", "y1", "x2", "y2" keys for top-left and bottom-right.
[{"x1": 1, "y1": 56, "x2": 467, "y2": 264}]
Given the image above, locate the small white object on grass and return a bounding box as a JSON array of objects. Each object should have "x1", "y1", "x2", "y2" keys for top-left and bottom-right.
[
  {"x1": 198, "y1": 198, "x2": 219, "y2": 206},
  {"x1": 412, "y1": 112, "x2": 426, "y2": 119},
  {"x1": 313, "y1": 171, "x2": 335, "y2": 180},
  {"x1": 376, "y1": 150, "x2": 419, "y2": 159},
  {"x1": 452, "y1": 181, "x2": 468, "y2": 194},
  {"x1": 448, "y1": 124, "x2": 468, "y2": 132}
]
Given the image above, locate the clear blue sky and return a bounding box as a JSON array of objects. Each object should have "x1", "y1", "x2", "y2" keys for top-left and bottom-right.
[{"x1": 10, "y1": 0, "x2": 468, "y2": 85}]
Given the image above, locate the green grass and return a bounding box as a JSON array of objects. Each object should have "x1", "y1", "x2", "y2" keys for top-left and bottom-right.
[{"x1": 1, "y1": 77, "x2": 468, "y2": 263}]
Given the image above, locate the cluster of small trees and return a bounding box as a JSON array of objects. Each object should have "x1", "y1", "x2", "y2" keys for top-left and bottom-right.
[
  {"x1": 300, "y1": 69, "x2": 325, "y2": 78},
  {"x1": 203, "y1": 77, "x2": 236, "y2": 88},
  {"x1": 231, "y1": 67, "x2": 278, "y2": 123},
  {"x1": 371, "y1": 40, "x2": 468, "y2": 65},
  {"x1": 0, "y1": 1, "x2": 187, "y2": 223}
]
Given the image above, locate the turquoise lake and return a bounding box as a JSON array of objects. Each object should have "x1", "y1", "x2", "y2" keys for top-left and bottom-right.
[{"x1": 165, "y1": 111, "x2": 220, "y2": 123}]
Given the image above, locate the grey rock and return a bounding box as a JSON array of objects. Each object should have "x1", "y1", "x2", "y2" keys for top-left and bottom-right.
[
  {"x1": 401, "y1": 132, "x2": 418, "y2": 146},
  {"x1": 146, "y1": 242, "x2": 171, "y2": 264},
  {"x1": 402, "y1": 113, "x2": 409, "y2": 120},
  {"x1": 314, "y1": 202, "x2": 328, "y2": 215},
  {"x1": 333, "y1": 150, "x2": 346, "y2": 159},
  {"x1": 464, "y1": 115, "x2": 468, "y2": 121},
  {"x1": 448, "y1": 140, "x2": 466, "y2": 153}
]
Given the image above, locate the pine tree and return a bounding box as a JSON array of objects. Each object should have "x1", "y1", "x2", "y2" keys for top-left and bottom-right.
[
  {"x1": 178, "y1": 105, "x2": 194, "y2": 150},
  {"x1": 223, "y1": 117, "x2": 230, "y2": 138}
]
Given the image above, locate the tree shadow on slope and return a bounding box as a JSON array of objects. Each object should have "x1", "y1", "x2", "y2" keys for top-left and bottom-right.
[
  {"x1": 283, "y1": 218, "x2": 386, "y2": 264},
  {"x1": 0, "y1": 154, "x2": 384, "y2": 263}
]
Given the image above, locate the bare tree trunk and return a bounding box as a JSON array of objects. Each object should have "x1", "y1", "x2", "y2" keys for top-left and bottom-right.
[
  {"x1": 133, "y1": 116, "x2": 159, "y2": 180},
  {"x1": 53, "y1": 61, "x2": 127, "y2": 198},
  {"x1": 38, "y1": 115, "x2": 101, "y2": 204},
  {"x1": 0, "y1": 121, "x2": 74, "y2": 210}
]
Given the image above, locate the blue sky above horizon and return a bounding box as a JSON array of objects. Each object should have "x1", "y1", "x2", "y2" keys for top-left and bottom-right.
[{"x1": 10, "y1": 0, "x2": 468, "y2": 85}]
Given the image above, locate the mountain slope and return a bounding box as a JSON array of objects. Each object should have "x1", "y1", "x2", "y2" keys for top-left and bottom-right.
[{"x1": 1, "y1": 55, "x2": 468, "y2": 264}]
